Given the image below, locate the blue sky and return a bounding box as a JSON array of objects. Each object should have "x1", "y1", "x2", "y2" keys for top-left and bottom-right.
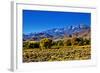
[{"x1": 23, "y1": 10, "x2": 91, "y2": 34}]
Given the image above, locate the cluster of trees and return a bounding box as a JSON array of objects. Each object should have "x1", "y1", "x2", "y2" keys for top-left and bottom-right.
[
  {"x1": 40, "y1": 38, "x2": 52, "y2": 49},
  {"x1": 23, "y1": 38, "x2": 53, "y2": 49},
  {"x1": 23, "y1": 37, "x2": 90, "y2": 49},
  {"x1": 23, "y1": 41, "x2": 40, "y2": 49},
  {"x1": 64, "y1": 37, "x2": 90, "y2": 46}
]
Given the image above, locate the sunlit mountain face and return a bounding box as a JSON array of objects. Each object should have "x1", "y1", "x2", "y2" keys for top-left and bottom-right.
[{"x1": 23, "y1": 24, "x2": 90, "y2": 41}]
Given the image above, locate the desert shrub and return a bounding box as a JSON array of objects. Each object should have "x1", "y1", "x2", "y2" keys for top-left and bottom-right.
[
  {"x1": 51, "y1": 40, "x2": 63, "y2": 49},
  {"x1": 56, "y1": 40, "x2": 64, "y2": 46},
  {"x1": 64, "y1": 39, "x2": 72, "y2": 46},
  {"x1": 77, "y1": 37, "x2": 84, "y2": 46},
  {"x1": 71, "y1": 37, "x2": 84, "y2": 46},
  {"x1": 29, "y1": 43, "x2": 34, "y2": 48},
  {"x1": 33, "y1": 42, "x2": 40, "y2": 48},
  {"x1": 51, "y1": 46, "x2": 60, "y2": 49},
  {"x1": 52, "y1": 41, "x2": 57, "y2": 46},
  {"x1": 29, "y1": 42, "x2": 40, "y2": 49},
  {"x1": 23, "y1": 41, "x2": 30, "y2": 49},
  {"x1": 23, "y1": 45, "x2": 91, "y2": 62},
  {"x1": 40, "y1": 38, "x2": 52, "y2": 49},
  {"x1": 66, "y1": 39, "x2": 72, "y2": 46},
  {"x1": 84, "y1": 39, "x2": 90, "y2": 45},
  {"x1": 23, "y1": 41, "x2": 40, "y2": 49}
]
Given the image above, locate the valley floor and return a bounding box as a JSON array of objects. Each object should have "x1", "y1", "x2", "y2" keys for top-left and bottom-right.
[{"x1": 23, "y1": 45, "x2": 91, "y2": 62}]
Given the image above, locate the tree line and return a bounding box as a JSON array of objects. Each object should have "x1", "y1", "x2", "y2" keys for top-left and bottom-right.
[{"x1": 23, "y1": 37, "x2": 90, "y2": 49}]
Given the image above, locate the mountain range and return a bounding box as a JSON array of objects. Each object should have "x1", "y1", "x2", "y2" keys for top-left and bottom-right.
[{"x1": 23, "y1": 24, "x2": 90, "y2": 41}]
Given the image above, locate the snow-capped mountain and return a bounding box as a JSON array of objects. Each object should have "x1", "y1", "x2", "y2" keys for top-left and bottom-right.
[{"x1": 23, "y1": 24, "x2": 90, "y2": 41}]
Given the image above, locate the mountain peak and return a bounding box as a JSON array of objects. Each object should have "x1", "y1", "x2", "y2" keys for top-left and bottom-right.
[{"x1": 23, "y1": 24, "x2": 90, "y2": 41}]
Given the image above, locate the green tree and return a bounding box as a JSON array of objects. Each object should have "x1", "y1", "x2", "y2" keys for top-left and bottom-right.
[
  {"x1": 29, "y1": 43, "x2": 34, "y2": 48},
  {"x1": 66, "y1": 39, "x2": 72, "y2": 46},
  {"x1": 57, "y1": 40, "x2": 64, "y2": 46},
  {"x1": 40, "y1": 38, "x2": 52, "y2": 49},
  {"x1": 84, "y1": 39, "x2": 90, "y2": 45},
  {"x1": 78, "y1": 37, "x2": 84, "y2": 46},
  {"x1": 23, "y1": 41, "x2": 30, "y2": 49},
  {"x1": 71, "y1": 37, "x2": 84, "y2": 46},
  {"x1": 29, "y1": 42, "x2": 40, "y2": 49}
]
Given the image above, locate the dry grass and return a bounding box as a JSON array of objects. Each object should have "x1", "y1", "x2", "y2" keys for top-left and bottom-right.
[{"x1": 23, "y1": 45, "x2": 91, "y2": 62}]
